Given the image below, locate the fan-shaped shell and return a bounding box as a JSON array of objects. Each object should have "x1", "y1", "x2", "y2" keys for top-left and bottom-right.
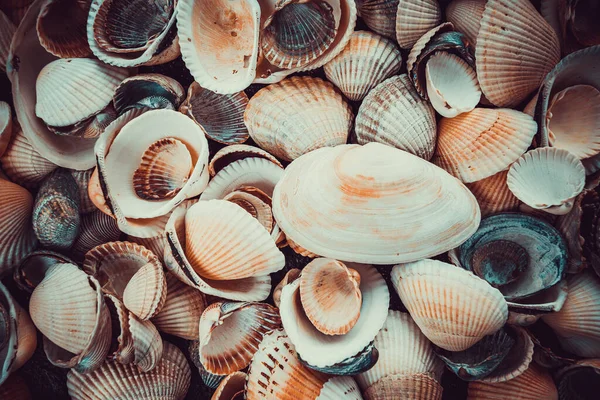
[
  {"x1": 244, "y1": 76, "x2": 353, "y2": 162},
  {"x1": 433, "y1": 108, "x2": 538, "y2": 183},
  {"x1": 323, "y1": 30, "x2": 402, "y2": 101},
  {"x1": 445, "y1": 0, "x2": 485, "y2": 45},
  {"x1": 395, "y1": 0, "x2": 442, "y2": 49},
  {"x1": 113, "y1": 73, "x2": 185, "y2": 115},
  {"x1": 71, "y1": 210, "x2": 121, "y2": 260},
  {"x1": 465, "y1": 171, "x2": 520, "y2": 216},
  {"x1": 208, "y1": 145, "x2": 282, "y2": 177},
  {"x1": 355, "y1": 0, "x2": 398, "y2": 39},
  {"x1": 272, "y1": 143, "x2": 480, "y2": 264},
  {"x1": 475, "y1": 0, "x2": 561, "y2": 107},
  {"x1": 467, "y1": 364, "x2": 558, "y2": 400},
  {"x1": 363, "y1": 373, "x2": 443, "y2": 400},
  {"x1": 0, "y1": 101, "x2": 12, "y2": 157},
  {"x1": 36, "y1": 0, "x2": 91, "y2": 58},
  {"x1": 391, "y1": 259, "x2": 508, "y2": 351},
  {"x1": 355, "y1": 74, "x2": 436, "y2": 160}
]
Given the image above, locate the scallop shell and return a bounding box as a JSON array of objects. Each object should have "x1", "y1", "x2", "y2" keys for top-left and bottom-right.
[
  {"x1": 113, "y1": 74, "x2": 185, "y2": 116},
  {"x1": 508, "y1": 148, "x2": 585, "y2": 215},
  {"x1": 179, "y1": 83, "x2": 249, "y2": 145},
  {"x1": 465, "y1": 171, "x2": 520, "y2": 216},
  {"x1": 0, "y1": 374, "x2": 32, "y2": 400},
  {"x1": 280, "y1": 262, "x2": 389, "y2": 369},
  {"x1": 323, "y1": 30, "x2": 403, "y2": 101},
  {"x1": 151, "y1": 273, "x2": 206, "y2": 340},
  {"x1": 475, "y1": 0, "x2": 561, "y2": 107},
  {"x1": 36, "y1": 0, "x2": 91, "y2": 58},
  {"x1": 29, "y1": 263, "x2": 111, "y2": 372},
  {"x1": 467, "y1": 364, "x2": 558, "y2": 400},
  {"x1": 0, "y1": 10, "x2": 15, "y2": 73},
  {"x1": 189, "y1": 341, "x2": 225, "y2": 389},
  {"x1": 425, "y1": 52, "x2": 481, "y2": 118},
  {"x1": 432, "y1": 108, "x2": 538, "y2": 183},
  {"x1": 69, "y1": 168, "x2": 96, "y2": 214},
  {"x1": 244, "y1": 76, "x2": 353, "y2": 161},
  {"x1": 176, "y1": 0, "x2": 260, "y2": 93},
  {"x1": 391, "y1": 259, "x2": 508, "y2": 351},
  {"x1": 355, "y1": 75, "x2": 436, "y2": 160},
  {"x1": 273, "y1": 268, "x2": 301, "y2": 308},
  {"x1": 208, "y1": 145, "x2": 282, "y2": 177},
  {"x1": 71, "y1": 210, "x2": 121, "y2": 260},
  {"x1": 0, "y1": 101, "x2": 12, "y2": 156},
  {"x1": 395, "y1": 0, "x2": 442, "y2": 49},
  {"x1": 212, "y1": 371, "x2": 247, "y2": 400},
  {"x1": 445, "y1": 0, "x2": 485, "y2": 45},
  {"x1": 199, "y1": 302, "x2": 281, "y2": 375},
  {"x1": 272, "y1": 143, "x2": 480, "y2": 264},
  {"x1": 363, "y1": 373, "x2": 443, "y2": 400},
  {"x1": 67, "y1": 341, "x2": 191, "y2": 400},
  {"x1": 355, "y1": 0, "x2": 398, "y2": 39}
]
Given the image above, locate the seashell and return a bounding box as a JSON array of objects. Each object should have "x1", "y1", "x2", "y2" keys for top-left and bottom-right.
[
  {"x1": 29, "y1": 263, "x2": 111, "y2": 372},
  {"x1": 556, "y1": 359, "x2": 600, "y2": 400},
  {"x1": 478, "y1": 326, "x2": 534, "y2": 383},
  {"x1": 465, "y1": 171, "x2": 521, "y2": 217},
  {"x1": 467, "y1": 363, "x2": 558, "y2": 400},
  {"x1": 356, "y1": 310, "x2": 444, "y2": 392},
  {"x1": 14, "y1": 250, "x2": 74, "y2": 293},
  {"x1": 424, "y1": 51, "x2": 481, "y2": 118},
  {"x1": 355, "y1": 0, "x2": 398, "y2": 39},
  {"x1": 299, "y1": 258, "x2": 362, "y2": 336},
  {"x1": 432, "y1": 108, "x2": 538, "y2": 183},
  {"x1": 67, "y1": 340, "x2": 191, "y2": 400},
  {"x1": 179, "y1": 83, "x2": 249, "y2": 145},
  {"x1": 354, "y1": 75, "x2": 436, "y2": 160},
  {"x1": 303, "y1": 340, "x2": 380, "y2": 376},
  {"x1": 208, "y1": 145, "x2": 282, "y2": 177},
  {"x1": 46, "y1": 104, "x2": 118, "y2": 139},
  {"x1": 504, "y1": 280, "x2": 568, "y2": 325},
  {"x1": 36, "y1": 0, "x2": 91, "y2": 58},
  {"x1": 151, "y1": 273, "x2": 206, "y2": 340},
  {"x1": 0, "y1": 11, "x2": 16, "y2": 72},
  {"x1": 507, "y1": 148, "x2": 585, "y2": 215},
  {"x1": 224, "y1": 190, "x2": 273, "y2": 232},
  {"x1": 188, "y1": 340, "x2": 225, "y2": 389},
  {"x1": 445, "y1": 0, "x2": 485, "y2": 45},
  {"x1": 87, "y1": 167, "x2": 115, "y2": 217},
  {"x1": 122, "y1": 262, "x2": 168, "y2": 321},
  {"x1": 71, "y1": 210, "x2": 121, "y2": 260},
  {"x1": 316, "y1": 376, "x2": 362, "y2": 400},
  {"x1": 272, "y1": 143, "x2": 480, "y2": 264},
  {"x1": 273, "y1": 268, "x2": 301, "y2": 308},
  {"x1": 212, "y1": 371, "x2": 247, "y2": 400},
  {"x1": 475, "y1": 0, "x2": 561, "y2": 107},
  {"x1": 280, "y1": 262, "x2": 389, "y2": 370},
  {"x1": 363, "y1": 373, "x2": 443, "y2": 400},
  {"x1": 0, "y1": 282, "x2": 36, "y2": 385},
  {"x1": 391, "y1": 259, "x2": 508, "y2": 351},
  {"x1": 163, "y1": 202, "x2": 273, "y2": 301},
  {"x1": 127, "y1": 234, "x2": 166, "y2": 263},
  {"x1": 32, "y1": 169, "x2": 80, "y2": 250},
  {"x1": 113, "y1": 73, "x2": 185, "y2": 116},
  {"x1": 88, "y1": 0, "x2": 179, "y2": 67},
  {"x1": 69, "y1": 168, "x2": 96, "y2": 214},
  {"x1": 176, "y1": 0, "x2": 260, "y2": 94},
  {"x1": 0, "y1": 101, "x2": 12, "y2": 157},
  {"x1": 244, "y1": 76, "x2": 353, "y2": 162},
  {"x1": 395, "y1": 0, "x2": 442, "y2": 49},
  {"x1": 323, "y1": 30, "x2": 403, "y2": 101},
  {"x1": 0, "y1": 374, "x2": 32, "y2": 400},
  {"x1": 0, "y1": 129, "x2": 58, "y2": 188},
  {"x1": 199, "y1": 301, "x2": 281, "y2": 375}
]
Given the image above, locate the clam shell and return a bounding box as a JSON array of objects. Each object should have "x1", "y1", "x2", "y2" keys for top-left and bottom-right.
[
  {"x1": 425, "y1": 52, "x2": 481, "y2": 118},
  {"x1": 433, "y1": 108, "x2": 538, "y2": 183},
  {"x1": 475, "y1": 0, "x2": 561, "y2": 107},
  {"x1": 69, "y1": 168, "x2": 96, "y2": 214},
  {"x1": 212, "y1": 371, "x2": 246, "y2": 400},
  {"x1": 273, "y1": 268, "x2": 301, "y2": 308},
  {"x1": 176, "y1": 0, "x2": 260, "y2": 93},
  {"x1": 0, "y1": 129, "x2": 58, "y2": 188},
  {"x1": 71, "y1": 210, "x2": 121, "y2": 260},
  {"x1": 363, "y1": 373, "x2": 443, "y2": 400},
  {"x1": 0, "y1": 11, "x2": 15, "y2": 72},
  {"x1": 355, "y1": 74, "x2": 436, "y2": 160},
  {"x1": 36, "y1": 0, "x2": 91, "y2": 58},
  {"x1": 467, "y1": 364, "x2": 558, "y2": 400},
  {"x1": 122, "y1": 261, "x2": 168, "y2": 320},
  {"x1": 244, "y1": 76, "x2": 353, "y2": 161},
  {"x1": 445, "y1": 0, "x2": 485, "y2": 45},
  {"x1": 208, "y1": 145, "x2": 282, "y2": 177},
  {"x1": 14, "y1": 250, "x2": 74, "y2": 292},
  {"x1": 391, "y1": 259, "x2": 508, "y2": 351},
  {"x1": 0, "y1": 101, "x2": 12, "y2": 156},
  {"x1": 179, "y1": 83, "x2": 249, "y2": 145},
  {"x1": 395, "y1": 0, "x2": 442, "y2": 49},
  {"x1": 465, "y1": 171, "x2": 520, "y2": 216},
  {"x1": 355, "y1": 0, "x2": 398, "y2": 39},
  {"x1": 151, "y1": 273, "x2": 206, "y2": 340},
  {"x1": 280, "y1": 263, "x2": 389, "y2": 368},
  {"x1": 199, "y1": 302, "x2": 281, "y2": 375},
  {"x1": 0, "y1": 374, "x2": 32, "y2": 400},
  {"x1": 272, "y1": 143, "x2": 480, "y2": 264},
  {"x1": 113, "y1": 73, "x2": 185, "y2": 115},
  {"x1": 507, "y1": 148, "x2": 585, "y2": 215},
  {"x1": 67, "y1": 341, "x2": 191, "y2": 400},
  {"x1": 323, "y1": 30, "x2": 402, "y2": 101}
]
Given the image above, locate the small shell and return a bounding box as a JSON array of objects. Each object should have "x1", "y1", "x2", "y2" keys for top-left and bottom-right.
[
  {"x1": 244, "y1": 76, "x2": 353, "y2": 161},
  {"x1": 0, "y1": 11, "x2": 16, "y2": 73},
  {"x1": 507, "y1": 148, "x2": 585, "y2": 215},
  {"x1": 299, "y1": 258, "x2": 362, "y2": 335},
  {"x1": 67, "y1": 341, "x2": 191, "y2": 400},
  {"x1": 395, "y1": 0, "x2": 442, "y2": 49},
  {"x1": 69, "y1": 168, "x2": 96, "y2": 214},
  {"x1": 391, "y1": 259, "x2": 508, "y2": 351},
  {"x1": 36, "y1": 0, "x2": 91, "y2": 58},
  {"x1": 433, "y1": 108, "x2": 538, "y2": 183},
  {"x1": 273, "y1": 268, "x2": 301, "y2": 308},
  {"x1": 71, "y1": 210, "x2": 121, "y2": 260},
  {"x1": 0, "y1": 101, "x2": 12, "y2": 156},
  {"x1": 467, "y1": 364, "x2": 558, "y2": 400},
  {"x1": 425, "y1": 52, "x2": 481, "y2": 118},
  {"x1": 208, "y1": 145, "x2": 282, "y2": 177},
  {"x1": 212, "y1": 371, "x2": 247, "y2": 400},
  {"x1": 355, "y1": 74, "x2": 436, "y2": 160},
  {"x1": 445, "y1": 0, "x2": 485, "y2": 45},
  {"x1": 465, "y1": 171, "x2": 520, "y2": 216},
  {"x1": 323, "y1": 30, "x2": 403, "y2": 101},
  {"x1": 199, "y1": 302, "x2": 281, "y2": 375},
  {"x1": 122, "y1": 262, "x2": 168, "y2": 320},
  {"x1": 363, "y1": 373, "x2": 443, "y2": 400},
  {"x1": 475, "y1": 0, "x2": 561, "y2": 107},
  {"x1": 113, "y1": 73, "x2": 185, "y2": 116},
  {"x1": 355, "y1": 0, "x2": 398, "y2": 39},
  {"x1": 179, "y1": 83, "x2": 249, "y2": 145}
]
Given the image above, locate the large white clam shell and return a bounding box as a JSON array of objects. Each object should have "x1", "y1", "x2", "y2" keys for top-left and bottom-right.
[{"x1": 272, "y1": 143, "x2": 481, "y2": 264}]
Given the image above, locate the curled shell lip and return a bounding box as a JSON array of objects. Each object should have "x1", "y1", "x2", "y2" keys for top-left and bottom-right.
[
  {"x1": 208, "y1": 145, "x2": 282, "y2": 177},
  {"x1": 36, "y1": 0, "x2": 92, "y2": 58}
]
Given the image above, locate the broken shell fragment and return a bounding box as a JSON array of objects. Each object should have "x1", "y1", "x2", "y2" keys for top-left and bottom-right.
[
  {"x1": 113, "y1": 73, "x2": 185, "y2": 116},
  {"x1": 36, "y1": 0, "x2": 91, "y2": 58},
  {"x1": 395, "y1": 0, "x2": 442, "y2": 49},
  {"x1": 445, "y1": 0, "x2": 485, "y2": 45}
]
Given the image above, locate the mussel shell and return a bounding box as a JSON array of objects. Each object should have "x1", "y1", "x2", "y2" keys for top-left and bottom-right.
[{"x1": 299, "y1": 342, "x2": 378, "y2": 376}]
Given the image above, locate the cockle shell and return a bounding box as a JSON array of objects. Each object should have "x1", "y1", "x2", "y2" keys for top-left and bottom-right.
[
  {"x1": 112, "y1": 73, "x2": 185, "y2": 116},
  {"x1": 67, "y1": 341, "x2": 191, "y2": 400},
  {"x1": 212, "y1": 371, "x2": 246, "y2": 400},
  {"x1": 363, "y1": 373, "x2": 443, "y2": 400},
  {"x1": 127, "y1": 234, "x2": 166, "y2": 263},
  {"x1": 467, "y1": 364, "x2": 558, "y2": 400},
  {"x1": 355, "y1": 0, "x2": 398, "y2": 39},
  {"x1": 208, "y1": 145, "x2": 282, "y2": 177},
  {"x1": 465, "y1": 171, "x2": 521, "y2": 217},
  {"x1": 391, "y1": 259, "x2": 508, "y2": 351},
  {"x1": 0, "y1": 374, "x2": 32, "y2": 400},
  {"x1": 69, "y1": 168, "x2": 96, "y2": 214},
  {"x1": 0, "y1": 11, "x2": 15, "y2": 72},
  {"x1": 244, "y1": 76, "x2": 353, "y2": 162},
  {"x1": 475, "y1": 0, "x2": 561, "y2": 107},
  {"x1": 323, "y1": 30, "x2": 403, "y2": 101},
  {"x1": 507, "y1": 148, "x2": 585, "y2": 215},
  {"x1": 0, "y1": 101, "x2": 12, "y2": 156},
  {"x1": 395, "y1": 0, "x2": 441, "y2": 49},
  {"x1": 445, "y1": 0, "x2": 485, "y2": 45},
  {"x1": 355, "y1": 75, "x2": 436, "y2": 160},
  {"x1": 14, "y1": 250, "x2": 74, "y2": 292},
  {"x1": 71, "y1": 210, "x2": 121, "y2": 260},
  {"x1": 272, "y1": 143, "x2": 480, "y2": 264},
  {"x1": 224, "y1": 190, "x2": 273, "y2": 232},
  {"x1": 123, "y1": 262, "x2": 168, "y2": 321},
  {"x1": 179, "y1": 83, "x2": 249, "y2": 145},
  {"x1": 36, "y1": 0, "x2": 91, "y2": 58},
  {"x1": 198, "y1": 301, "x2": 281, "y2": 375},
  {"x1": 433, "y1": 108, "x2": 538, "y2": 183}
]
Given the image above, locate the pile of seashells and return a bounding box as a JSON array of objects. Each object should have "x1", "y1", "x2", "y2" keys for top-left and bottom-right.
[{"x1": 1, "y1": 0, "x2": 600, "y2": 399}]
